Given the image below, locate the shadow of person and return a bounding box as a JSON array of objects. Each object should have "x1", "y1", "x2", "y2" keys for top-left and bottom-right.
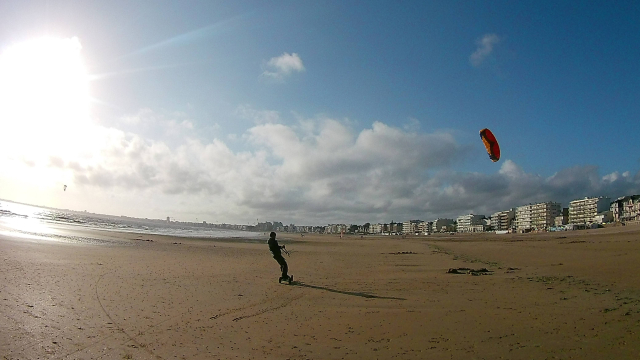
[{"x1": 292, "y1": 281, "x2": 406, "y2": 300}]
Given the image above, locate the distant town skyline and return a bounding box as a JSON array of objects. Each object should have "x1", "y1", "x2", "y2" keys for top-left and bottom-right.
[
  {"x1": 4, "y1": 190, "x2": 635, "y2": 234},
  {"x1": 1, "y1": 1, "x2": 639, "y2": 225}
]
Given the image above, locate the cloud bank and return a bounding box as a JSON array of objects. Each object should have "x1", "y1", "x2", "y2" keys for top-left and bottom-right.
[{"x1": 5, "y1": 108, "x2": 638, "y2": 225}]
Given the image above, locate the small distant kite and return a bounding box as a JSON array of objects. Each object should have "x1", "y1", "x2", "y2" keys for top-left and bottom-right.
[
  {"x1": 479, "y1": 128, "x2": 500, "y2": 162},
  {"x1": 63, "y1": 185, "x2": 67, "y2": 191}
]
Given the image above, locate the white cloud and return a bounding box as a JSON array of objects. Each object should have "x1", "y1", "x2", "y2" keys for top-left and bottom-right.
[
  {"x1": 498, "y1": 159, "x2": 526, "y2": 179},
  {"x1": 262, "y1": 52, "x2": 305, "y2": 80},
  {"x1": 470, "y1": 33, "x2": 500, "y2": 67},
  {"x1": 602, "y1": 171, "x2": 631, "y2": 183}
]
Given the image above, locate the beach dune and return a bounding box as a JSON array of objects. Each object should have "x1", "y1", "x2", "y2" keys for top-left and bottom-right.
[{"x1": 1, "y1": 226, "x2": 639, "y2": 359}]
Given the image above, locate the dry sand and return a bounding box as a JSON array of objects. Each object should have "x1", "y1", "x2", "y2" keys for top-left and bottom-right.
[{"x1": 1, "y1": 225, "x2": 639, "y2": 359}]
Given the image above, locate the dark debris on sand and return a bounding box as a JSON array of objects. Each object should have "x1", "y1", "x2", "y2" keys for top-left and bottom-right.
[{"x1": 447, "y1": 267, "x2": 494, "y2": 276}]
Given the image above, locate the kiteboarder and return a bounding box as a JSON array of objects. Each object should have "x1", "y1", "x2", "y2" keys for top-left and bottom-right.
[{"x1": 268, "y1": 232, "x2": 292, "y2": 284}]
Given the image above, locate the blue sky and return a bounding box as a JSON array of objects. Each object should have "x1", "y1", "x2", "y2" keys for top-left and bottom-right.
[{"x1": 0, "y1": 0, "x2": 639, "y2": 225}]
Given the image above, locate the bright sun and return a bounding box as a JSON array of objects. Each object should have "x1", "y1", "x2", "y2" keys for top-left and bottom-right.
[{"x1": 0, "y1": 36, "x2": 91, "y2": 162}]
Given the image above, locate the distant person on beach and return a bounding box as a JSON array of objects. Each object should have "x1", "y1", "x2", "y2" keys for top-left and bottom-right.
[{"x1": 268, "y1": 232, "x2": 291, "y2": 282}]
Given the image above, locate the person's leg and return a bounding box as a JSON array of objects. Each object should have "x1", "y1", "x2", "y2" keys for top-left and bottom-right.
[{"x1": 275, "y1": 255, "x2": 288, "y2": 279}]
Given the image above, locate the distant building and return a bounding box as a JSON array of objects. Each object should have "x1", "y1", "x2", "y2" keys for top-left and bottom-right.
[
  {"x1": 389, "y1": 222, "x2": 402, "y2": 234},
  {"x1": 593, "y1": 211, "x2": 613, "y2": 224},
  {"x1": 491, "y1": 209, "x2": 515, "y2": 232},
  {"x1": 515, "y1": 202, "x2": 561, "y2": 232},
  {"x1": 370, "y1": 223, "x2": 397, "y2": 234},
  {"x1": 515, "y1": 204, "x2": 533, "y2": 232},
  {"x1": 555, "y1": 208, "x2": 569, "y2": 226},
  {"x1": 456, "y1": 214, "x2": 486, "y2": 233},
  {"x1": 256, "y1": 222, "x2": 273, "y2": 231},
  {"x1": 569, "y1": 197, "x2": 611, "y2": 224},
  {"x1": 273, "y1": 221, "x2": 285, "y2": 232},
  {"x1": 402, "y1": 220, "x2": 422, "y2": 234},
  {"x1": 370, "y1": 223, "x2": 383, "y2": 234},
  {"x1": 469, "y1": 220, "x2": 488, "y2": 233},
  {"x1": 325, "y1": 224, "x2": 348, "y2": 234},
  {"x1": 531, "y1": 202, "x2": 561, "y2": 230},
  {"x1": 610, "y1": 195, "x2": 640, "y2": 223},
  {"x1": 431, "y1": 218, "x2": 454, "y2": 233},
  {"x1": 418, "y1": 221, "x2": 432, "y2": 235}
]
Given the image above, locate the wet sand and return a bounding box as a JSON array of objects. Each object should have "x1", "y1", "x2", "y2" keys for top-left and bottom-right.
[{"x1": 1, "y1": 225, "x2": 639, "y2": 359}]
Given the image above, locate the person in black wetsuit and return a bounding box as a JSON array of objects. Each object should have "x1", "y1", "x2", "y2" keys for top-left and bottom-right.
[{"x1": 268, "y1": 232, "x2": 291, "y2": 282}]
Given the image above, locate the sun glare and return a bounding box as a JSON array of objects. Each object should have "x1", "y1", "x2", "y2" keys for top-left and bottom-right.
[{"x1": 0, "y1": 37, "x2": 91, "y2": 162}]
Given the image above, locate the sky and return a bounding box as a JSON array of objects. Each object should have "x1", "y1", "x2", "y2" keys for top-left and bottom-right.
[{"x1": 0, "y1": 0, "x2": 639, "y2": 225}]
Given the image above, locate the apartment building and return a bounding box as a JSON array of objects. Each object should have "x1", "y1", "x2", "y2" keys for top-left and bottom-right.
[
  {"x1": 469, "y1": 218, "x2": 489, "y2": 233},
  {"x1": 610, "y1": 195, "x2": 640, "y2": 223},
  {"x1": 593, "y1": 211, "x2": 613, "y2": 224},
  {"x1": 431, "y1": 218, "x2": 455, "y2": 233},
  {"x1": 491, "y1": 209, "x2": 515, "y2": 231},
  {"x1": 456, "y1": 214, "x2": 486, "y2": 233},
  {"x1": 555, "y1": 208, "x2": 569, "y2": 226},
  {"x1": 417, "y1": 221, "x2": 431, "y2": 234},
  {"x1": 384, "y1": 221, "x2": 403, "y2": 234},
  {"x1": 402, "y1": 220, "x2": 422, "y2": 234},
  {"x1": 516, "y1": 202, "x2": 562, "y2": 231},
  {"x1": 569, "y1": 197, "x2": 611, "y2": 224},
  {"x1": 531, "y1": 202, "x2": 561, "y2": 230},
  {"x1": 515, "y1": 204, "x2": 533, "y2": 232},
  {"x1": 324, "y1": 224, "x2": 348, "y2": 234},
  {"x1": 370, "y1": 223, "x2": 383, "y2": 234}
]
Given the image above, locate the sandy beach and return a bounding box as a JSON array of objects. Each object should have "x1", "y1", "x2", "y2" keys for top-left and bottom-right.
[{"x1": 1, "y1": 225, "x2": 639, "y2": 359}]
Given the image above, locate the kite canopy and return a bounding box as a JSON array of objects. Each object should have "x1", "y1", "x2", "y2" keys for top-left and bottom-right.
[{"x1": 479, "y1": 128, "x2": 500, "y2": 162}]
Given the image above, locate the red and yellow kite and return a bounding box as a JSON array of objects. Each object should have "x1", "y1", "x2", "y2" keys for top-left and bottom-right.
[{"x1": 479, "y1": 128, "x2": 500, "y2": 162}]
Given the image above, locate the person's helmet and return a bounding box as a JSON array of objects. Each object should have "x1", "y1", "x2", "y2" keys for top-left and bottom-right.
[{"x1": 269, "y1": 231, "x2": 276, "y2": 238}]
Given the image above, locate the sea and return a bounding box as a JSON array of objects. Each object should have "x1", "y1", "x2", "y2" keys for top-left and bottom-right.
[{"x1": 0, "y1": 199, "x2": 262, "y2": 240}]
